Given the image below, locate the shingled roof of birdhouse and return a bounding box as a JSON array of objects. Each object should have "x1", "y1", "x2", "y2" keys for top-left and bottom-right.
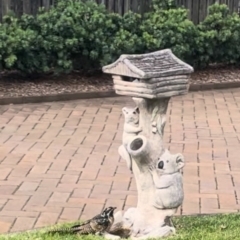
[{"x1": 102, "y1": 49, "x2": 193, "y2": 79}]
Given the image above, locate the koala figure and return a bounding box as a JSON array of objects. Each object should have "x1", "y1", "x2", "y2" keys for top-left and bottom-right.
[
  {"x1": 122, "y1": 106, "x2": 142, "y2": 145},
  {"x1": 118, "y1": 107, "x2": 142, "y2": 171},
  {"x1": 149, "y1": 149, "x2": 184, "y2": 209}
]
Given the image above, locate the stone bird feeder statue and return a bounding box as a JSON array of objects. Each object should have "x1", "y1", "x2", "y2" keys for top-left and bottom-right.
[{"x1": 102, "y1": 49, "x2": 194, "y2": 239}]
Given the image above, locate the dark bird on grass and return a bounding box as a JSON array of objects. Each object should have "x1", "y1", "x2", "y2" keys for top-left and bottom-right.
[{"x1": 47, "y1": 206, "x2": 117, "y2": 235}]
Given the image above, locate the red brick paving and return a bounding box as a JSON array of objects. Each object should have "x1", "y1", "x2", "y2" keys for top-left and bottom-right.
[{"x1": 0, "y1": 88, "x2": 240, "y2": 232}]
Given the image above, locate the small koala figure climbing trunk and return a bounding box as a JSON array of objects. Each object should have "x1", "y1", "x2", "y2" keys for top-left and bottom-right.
[
  {"x1": 118, "y1": 107, "x2": 142, "y2": 171},
  {"x1": 122, "y1": 107, "x2": 142, "y2": 146}
]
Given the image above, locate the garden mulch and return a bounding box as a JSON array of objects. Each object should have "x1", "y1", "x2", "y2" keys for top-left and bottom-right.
[{"x1": 0, "y1": 66, "x2": 240, "y2": 98}]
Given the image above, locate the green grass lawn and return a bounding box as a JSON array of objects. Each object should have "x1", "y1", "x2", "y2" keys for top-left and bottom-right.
[{"x1": 1, "y1": 213, "x2": 240, "y2": 240}]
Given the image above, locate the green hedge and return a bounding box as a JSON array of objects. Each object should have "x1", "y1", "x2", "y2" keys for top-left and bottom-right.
[{"x1": 0, "y1": 0, "x2": 240, "y2": 75}]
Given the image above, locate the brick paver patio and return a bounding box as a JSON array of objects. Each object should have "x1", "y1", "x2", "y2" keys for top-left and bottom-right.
[{"x1": 0, "y1": 88, "x2": 240, "y2": 233}]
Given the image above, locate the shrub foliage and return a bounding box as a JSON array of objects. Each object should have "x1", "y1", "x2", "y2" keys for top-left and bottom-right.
[{"x1": 0, "y1": 0, "x2": 239, "y2": 74}]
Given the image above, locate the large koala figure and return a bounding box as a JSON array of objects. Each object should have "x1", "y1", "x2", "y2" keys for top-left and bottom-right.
[{"x1": 149, "y1": 149, "x2": 184, "y2": 209}]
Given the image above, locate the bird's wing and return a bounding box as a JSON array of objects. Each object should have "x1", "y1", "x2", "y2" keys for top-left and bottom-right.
[
  {"x1": 70, "y1": 219, "x2": 91, "y2": 229},
  {"x1": 94, "y1": 216, "x2": 109, "y2": 226},
  {"x1": 67, "y1": 212, "x2": 103, "y2": 232}
]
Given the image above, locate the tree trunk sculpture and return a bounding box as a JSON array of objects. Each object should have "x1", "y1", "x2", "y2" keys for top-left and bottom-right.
[
  {"x1": 115, "y1": 97, "x2": 185, "y2": 239},
  {"x1": 102, "y1": 49, "x2": 193, "y2": 239}
]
